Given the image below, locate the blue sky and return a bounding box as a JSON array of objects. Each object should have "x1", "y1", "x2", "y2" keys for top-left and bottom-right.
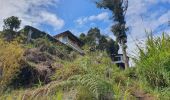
[
  {"x1": 39, "y1": 0, "x2": 111, "y2": 35},
  {"x1": 0, "y1": 0, "x2": 170, "y2": 56}
]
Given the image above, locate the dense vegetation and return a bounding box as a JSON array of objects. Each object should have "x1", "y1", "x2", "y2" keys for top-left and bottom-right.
[
  {"x1": 79, "y1": 27, "x2": 119, "y2": 56},
  {"x1": 0, "y1": 9, "x2": 169, "y2": 100},
  {"x1": 0, "y1": 30, "x2": 170, "y2": 99},
  {"x1": 0, "y1": 39, "x2": 24, "y2": 92}
]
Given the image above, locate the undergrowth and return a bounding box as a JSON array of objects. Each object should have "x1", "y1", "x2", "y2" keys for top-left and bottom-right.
[
  {"x1": 134, "y1": 33, "x2": 170, "y2": 99},
  {"x1": 0, "y1": 33, "x2": 170, "y2": 100},
  {"x1": 0, "y1": 39, "x2": 24, "y2": 92}
]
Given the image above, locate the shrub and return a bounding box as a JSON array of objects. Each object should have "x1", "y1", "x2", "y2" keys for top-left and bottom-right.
[{"x1": 0, "y1": 39, "x2": 24, "y2": 92}]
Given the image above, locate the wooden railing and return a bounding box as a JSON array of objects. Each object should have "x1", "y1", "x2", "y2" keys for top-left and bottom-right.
[{"x1": 66, "y1": 40, "x2": 84, "y2": 54}]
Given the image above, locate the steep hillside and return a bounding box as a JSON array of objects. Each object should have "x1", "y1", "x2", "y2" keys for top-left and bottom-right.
[
  {"x1": 0, "y1": 31, "x2": 169, "y2": 100},
  {"x1": 0, "y1": 30, "x2": 77, "y2": 91},
  {"x1": 1, "y1": 50, "x2": 165, "y2": 100}
]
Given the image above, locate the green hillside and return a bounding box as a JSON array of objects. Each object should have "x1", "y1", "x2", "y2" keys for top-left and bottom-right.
[
  {"x1": 0, "y1": 3, "x2": 170, "y2": 99},
  {"x1": 0, "y1": 29, "x2": 169, "y2": 100}
]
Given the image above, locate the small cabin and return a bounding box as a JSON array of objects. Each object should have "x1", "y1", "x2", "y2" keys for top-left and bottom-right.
[
  {"x1": 112, "y1": 54, "x2": 129, "y2": 69},
  {"x1": 54, "y1": 31, "x2": 84, "y2": 54}
]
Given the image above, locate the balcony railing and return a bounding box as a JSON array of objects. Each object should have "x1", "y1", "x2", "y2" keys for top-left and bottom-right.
[
  {"x1": 66, "y1": 40, "x2": 84, "y2": 54},
  {"x1": 112, "y1": 60, "x2": 124, "y2": 64},
  {"x1": 112, "y1": 56, "x2": 124, "y2": 64}
]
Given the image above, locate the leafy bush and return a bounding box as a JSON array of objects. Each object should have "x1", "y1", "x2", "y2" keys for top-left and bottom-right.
[{"x1": 0, "y1": 39, "x2": 24, "y2": 92}]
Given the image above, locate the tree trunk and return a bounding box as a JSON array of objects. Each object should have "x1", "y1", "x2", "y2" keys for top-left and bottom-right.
[{"x1": 121, "y1": 40, "x2": 129, "y2": 69}]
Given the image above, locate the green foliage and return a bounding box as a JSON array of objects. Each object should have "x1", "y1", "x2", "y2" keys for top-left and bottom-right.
[
  {"x1": 34, "y1": 37, "x2": 53, "y2": 52},
  {"x1": 1, "y1": 49, "x2": 166, "y2": 99},
  {"x1": 134, "y1": 33, "x2": 170, "y2": 99},
  {"x1": 135, "y1": 33, "x2": 170, "y2": 88},
  {"x1": 79, "y1": 27, "x2": 119, "y2": 55},
  {"x1": 51, "y1": 51, "x2": 124, "y2": 99},
  {"x1": 0, "y1": 39, "x2": 24, "y2": 92},
  {"x1": 3, "y1": 16, "x2": 21, "y2": 31},
  {"x1": 79, "y1": 33, "x2": 86, "y2": 42},
  {"x1": 1, "y1": 16, "x2": 21, "y2": 41},
  {"x1": 80, "y1": 27, "x2": 101, "y2": 46},
  {"x1": 32, "y1": 37, "x2": 70, "y2": 59}
]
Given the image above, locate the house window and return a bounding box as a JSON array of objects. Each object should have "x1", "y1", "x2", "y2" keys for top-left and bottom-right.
[
  {"x1": 114, "y1": 56, "x2": 122, "y2": 61},
  {"x1": 62, "y1": 36, "x2": 68, "y2": 43}
]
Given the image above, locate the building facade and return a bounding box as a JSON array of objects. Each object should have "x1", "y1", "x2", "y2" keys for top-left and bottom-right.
[
  {"x1": 112, "y1": 54, "x2": 129, "y2": 69},
  {"x1": 54, "y1": 31, "x2": 84, "y2": 54}
]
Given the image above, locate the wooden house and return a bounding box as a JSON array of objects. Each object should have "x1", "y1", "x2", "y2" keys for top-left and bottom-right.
[
  {"x1": 20, "y1": 26, "x2": 84, "y2": 54},
  {"x1": 54, "y1": 31, "x2": 84, "y2": 54}
]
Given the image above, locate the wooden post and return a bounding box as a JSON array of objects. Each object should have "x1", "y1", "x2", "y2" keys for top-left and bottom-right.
[{"x1": 27, "y1": 29, "x2": 32, "y2": 43}]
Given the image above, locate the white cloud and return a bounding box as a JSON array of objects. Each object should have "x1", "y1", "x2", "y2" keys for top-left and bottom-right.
[
  {"x1": 0, "y1": 0, "x2": 64, "y2": 30},
  {"x1": 126, "y1": 0, "x2": 170, "y2": 56},
  {"x1": 76, "y1": 12, "x2": 109, "y2": 25},
  {"x1": 40, "y1": 11, "x2": 64, "y2": 30}
]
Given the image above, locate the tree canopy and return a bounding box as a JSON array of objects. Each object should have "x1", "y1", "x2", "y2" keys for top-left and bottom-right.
[
  {"x1": 79, "y1": 27, "x2": 119, "y2": 55},
  {"x1": 3, "y1": 16, "x2": 21, "y2": 31}
]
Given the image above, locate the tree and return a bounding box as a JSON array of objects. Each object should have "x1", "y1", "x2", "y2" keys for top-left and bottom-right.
[
  {"x1": 79, "y1": 27, "x2": 119, "y2": 55},
  {"x1": 2, "y1": 16, "x2": 21, "y2": 41},
  {"x1": 96, "y1": 0, "x2": 129, "y2": 69},
  {"x1": 87, "y1": 27, "x2": 101, "y2": 38},
  {"x1": 87, "y1": 27, "x2": 101, "y2": 46},
  {"x1": 79, "y1": 27, "x2": 101, "y2": 47},
  {"x1": 79, "y1": 33, "x2": 86, "y2": 43},
  {"x1": 3, "y1": 16, "x2": 21, "y2": 31},
  {"x1": 106, "y1": 38, "x2": 119, "y2": 56},
  {"x1": 98, "y1": 35, "x2": 108, "y2": 50}
]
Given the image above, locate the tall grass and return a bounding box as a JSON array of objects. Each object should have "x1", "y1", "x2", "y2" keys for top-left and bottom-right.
[
  {"x1": 51, "y1": 51, "x2": 115, "y2": 99},
  {"x1": 1, "y1": 33, "x2": 170, "y2": 99},
  {"x1": 0, "y1": 39, "x2": 24, "y2": 92},
  {"x1": 134, "y1": 33, "x2": 170, "y2": 99},
  {"x1": 0, "y1": 51, "x2": 139, "y2": 100}
]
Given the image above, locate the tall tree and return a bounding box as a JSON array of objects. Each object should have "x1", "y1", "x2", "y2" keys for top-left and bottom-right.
[
  {"x1": 79, "y1": 33, "x2": 86, "y2": 43},
  {"x1": 2, "y1": 16, "x2": 21, "y2": 41},
  {"x1": 87, "y1": 27, "x2": 101, "y2": 38},
  {"x1": 87, "y1": 27, "x2": 101, "y2": 46},
  {"x1": 106, "y1": 38, "x2": 119, "y2": 56},
  {"x1": 96, "y1": 0, "x2": 129, "y2": 69},
  {"x1": 79, "y1": 27, "x2": 119, "y2": 55},
  {"x1": 3, "y1": 16, "x2": 21, "y2": 31}
]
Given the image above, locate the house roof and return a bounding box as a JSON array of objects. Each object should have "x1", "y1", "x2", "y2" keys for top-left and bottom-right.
[
  {"x1": 54, "y1": 30, "x2": 84, "y2": 46},
  {"x1": 20, "y1": 25, "x2": 63, "y2": 45}
]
